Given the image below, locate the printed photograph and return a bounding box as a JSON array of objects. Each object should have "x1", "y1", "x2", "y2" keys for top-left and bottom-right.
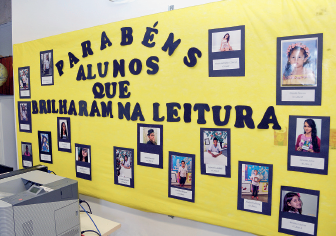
[
  {"x1": 212, "y1": 30, "x2": 241, "y2": 52},
  {"x1": 115, "y1": 148, "x2": 133, "y2": 179},
  {"x1": 281, "y1": 37, "x2": 318, "y2": 87},
  {"x1": 40, "y1": 133, "x2": 50, "y2": 152},
  {"x1": 19, "y1": 68, "x2": 29, "y2": 90},
  {"x1": 281, "y1": 191, "x2": 318, "y2": 217},
  {"x1": 40, "y1": 51, "x2": 53, "y2": 76},
  {"x1": 19, "y1": 103, "x2": 28, "y2": 121},
  {"x1": 170, "y1": 155, "x2": 193, "y2": 190},
  {"x1": 59, "y1": 119, "x2": 69, "y2": 140},
  {"x1": 139, "y1": 126, "x2": 160, "y2": 145},
  {"x1": 203, "y1": 130, "x2": 228, "y2": 166},
  {"x1": 22, "y1": 143, "x2": 32, "y2": 157},
  {"x1": 295, "y1": 118, "x2": 322, "y2": 153},
  {"x1": 76, "y1": 146, "x2": 91, "y2": 163}
]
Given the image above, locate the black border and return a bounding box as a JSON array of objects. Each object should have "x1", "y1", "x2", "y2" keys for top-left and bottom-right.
[
  {"x1": 276, "y1": 33, "x2": 323, "y2": 106},
  {"x1": 168, "y1": 151, "x2": 195, "y2": 203},
  {"x1": 137, "y1": 123, "x2": 163, "y2": 168},
  {"x1": 21, "y1": 141, "x2": 33, "y2": 168},
  {"x1": 57, "y1": 117, "x2": 72, "y2": 153},
  {"x1": 200, "y1": 128, "x2": 231, "y2": 177},
  {"x1": 38, "y1": 131, "x2": 52, "y2": 164},
  {"x1": 278, "y1": 186, "x2": 320, "y2": 236},
  {"x1": 75, "y1": 143, "x2": 92, "y2": 181},
  {"x1": 208, "y1": 25, "x2": 245, "y2": 77},
  {"x1": 40, "y1": 49, "x2": 54, "y2": 86},
  {"x1": 18, "y1": 101, "x2": 32, "y2": 133},
  {"x1": 18, "y1": 66, "x2": 31, "y2": 99},
  {"x1": 288, "y1": 115, "x2": 330, "y2": 175},
  {"x1": 237, "y1": 161, "x2": 273, "y2": 215},
  {"x1": 114, "y1": 146, "x2": 134, "y2": 188}
]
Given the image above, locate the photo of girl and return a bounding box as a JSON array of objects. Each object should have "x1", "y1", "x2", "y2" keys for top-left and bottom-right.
[
  {"x1": 77, "y1": 147, "x2": 89, "y2": 162},
  {"x1": 41, "y1": 52, "x2": 52, "y2": 76},
  {"x1": 60, "y1": 121, "x2": 68, "y2": 140},
  {"x1": 20, "y1": 103, "x2": 28, "y2": 121},
  {"x1": 19, "y1": 68, "x2": 29, "y2": 89},
  {"x1": 220, "y1": 33, "x2": 233, "y2": 51},
  {"x1": 281, "y1": 39, "x2": 318, "y2": 86},
  {"x1": 295, "y1": 118, "x2": 321, "y2": 153},
  {"x1": 40, "y1": 134, "x2": 49, "y2": 152},
  {"x1": 211, "y1": 29, "x2": 241, "y2": 52},
  {"x1": 115, "y1": 149, "x2": 132, "y2": 178},
  {"x1": 281, "y1": 190, "x2": 318, "y2": 217},
  {"x1": 23, "y1": 144, "x2": 31, "y2": 156},
  {"x1": 283, "y1": 192, "x2": 302, "y2": 214}
]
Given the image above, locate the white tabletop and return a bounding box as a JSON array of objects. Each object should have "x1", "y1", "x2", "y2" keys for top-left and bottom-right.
[
  {"x1": 120, "y1": 166, "x2": 132, "y2": 179},
  {"x1": 204, "y1": 152, "x2": 227, "y2": 166},
  {"x1": 80, "y1": 212, "x2": 121, "y2": 236}
]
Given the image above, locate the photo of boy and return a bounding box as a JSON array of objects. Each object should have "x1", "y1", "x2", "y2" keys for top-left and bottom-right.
[
  {"x1": 171, "y1": 155, "x2": 192, "y2": 190},
  {"x1": 146, "y1": 129, "x2": 157, "y2": 145}
]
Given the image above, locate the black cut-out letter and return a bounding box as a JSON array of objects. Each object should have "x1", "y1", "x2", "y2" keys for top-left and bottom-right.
[
  {"x1": 76, "y1": 65, "x2": 87, "y2": 81},
  {"x1": 97, "y1": 62, "x2": 109, "y2": 78},
  {"x1": 113, "y1": 59, "x2": 125, "y2": 78},
  {"x1": 212, "y1": 105, "x2": 232, "y2": 126},
  {"x1": 55, "y1": 60, "x2": 64, "y2": 76},
  {"x1": 129, "y1": 59, "x2": 142, "y2": 75},
  {"x1": 59, "y1": 100, "x2": 68, "y2": 115},
  {"x1": 183, "y1": 103, "x2": 192, "y2": 123},
  {"x1": 105, "y1": 82, "x2": 117, "y2": 99},
  {"x1": 153, "y1": 103, "x2": 165, "y2": 121},
  {"x1": 193, "y1": 103, "x2": 210, "y2": 124},
  {"x1": 257, "y1": 106, "x2": 281, "y2": 130},
  {"x1": 146, "y1": 56, "x2": 159, "y2": 75},
  {"x1": 141, "y1": 22, "x2": 159, "y2": 48},
  {"x1": 87, "y1": 64, "x2": 96, "y2": 80},
  {"x1": 46, "y1": 100, "x2": 51, "y2": 113},
  {"x1": 101, "y1": 101, "x2": 113, "y2": 118},
  {"x1": 81, "y1": 40, "x2": 94, "y2": 58},
  {"x1": 39, "y1": 100, "x2": 47, "y2": 114},
  {"x1": 162, "y1": 33, "x2": 181, "y2": 56},
  {"x1": 89, "y1": 101, "x2": 101, "y2": 117},
  {"x1": 68, "y1": 52, "x2": 79, "y2": 68},
  {"x1": 32, "y1": 100, "x2": 38, "y2": 114},
  {"x1": 68, "y1": 100, "x2": 77, "y2": 116},
  {"x1": 100, "y1": 31, "x2": 112, "y2": 50},
  {"x1": 118, "y1": 102, "x2": 131, "y2": 120},
  {"x1": 120, "y1": 27, "x2": 133, "y2": 46},
  {"x1": 51, "y1": 100, "x2": 58, "y2": 113},
  {"x1": 131, "y1": 103, "x2": 145, "y2": 121},
  {"x1": 183, "y1": 47, "x2": 202, "y2": 67},
  {"x1": 166, "y1": 102, "x2": 181, "y2": 122},
  {"x1": 92, "y1": 82, "x2": 105, "y2": 99},
  {"x1": 79, "y1": 100, "x2": 88, "y2": 116},
  {"x1": 234, "y1": 106, "x2": 255, "y2": 129},
  {"x1": 119, "y1": 80, "x2": 130, "y2": 98}
]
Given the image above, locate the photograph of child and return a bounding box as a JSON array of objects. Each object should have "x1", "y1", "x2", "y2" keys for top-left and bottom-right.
[
  {"x1": 40, "y1": 133, "x2": 50, "y2": 152},
  {"x1": 41, "y1": 52, "x2": 52, "y2": 76},
  {"x1": 295, "y1": 118, "x2": 321, "y2": 153},
  {"x1": 212, "y1": 30, "x2": 241, "y2": 52},
  {"x1": 19, "y1": 103, "x2": 28, "y2": 121},
  {"x1": 76, "y1": 146, "x2": 90, "y2": 163},
  {"x1": 140, "y1": 127, "x2": 160, "y2": 145},
  {"x1": 22, "y1": 143, "x2": 32, "y2": 157},
  {"x1": 170, "y1": 155, "x2": 192, "y2": 190},
  {"x1": 241, "y1": 164, "x2": 269, "y2": 203},
  {"x1": 19, "y1": 68, "x2": 29, "y2": 90},
  {"x1": 59, "y1": 119, "x2": 69, "y2": 140},
  {"x1": 281, "y1": 38, "x2": 318, "y2": 86},
  {"x1": 115, "y1": 148, "x2": 132, "y2": 179},
  {"x1": 203, "y1": 130, "x2": 227, "y2": 166},
  {"x1": 281, "y1": 191, "x2": 318, "y2": 217}
]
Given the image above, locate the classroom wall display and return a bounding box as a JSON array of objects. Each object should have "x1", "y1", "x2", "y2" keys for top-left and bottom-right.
[
  {"x1": 200, "y1": 128, "x2": 231, "y2": 177},
  {"x1": 13, "y1": 1, "x2": 336, "y2": 235},
  {"x1": 208, "y1": 25, "x2": 245, "y2": 77},
  {"x1": 278, "y1": 186, "x2": 320, "y2": 236},
  {"x1": 57, "y1": 117, "x2": 71, "y2": 152},
  {"x1": 137, "y1": 123, "x2": 163, "y2": 168},
  {"x1": 237, "y1": 161, "x2": 273, "y2": 215},
  {"x1": 75, "y1": 143, "x2": 92, "y2": 180},
  {"x1": 168, "y1": 152, "x2": 195, "y2": 202},
  {"x1": 276, "y1": 34, "x2": 323, "y2": 105},
  {"x1": 40, "y1": 50, "x2": 54, "y2": 86},
  {"x1": 38, "y1": 131, "x2": 52, "y2": 164},
  {"x1": 18, "y1": 66, "x2": 31, "y2": 98},
  {"x1": 114, "y1": 147, "x2": 134, "y2": 188},
  {"x1": 21, "y1": 142, "x2": 33, "y2": 168},
  {"x1": 288, "y1": 116, "x2": 330, "y2": 175}
]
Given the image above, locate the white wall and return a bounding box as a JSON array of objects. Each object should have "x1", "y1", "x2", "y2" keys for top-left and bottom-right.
[{"x1": 0, "y1": 22, "x2": 12, "y2": 56}]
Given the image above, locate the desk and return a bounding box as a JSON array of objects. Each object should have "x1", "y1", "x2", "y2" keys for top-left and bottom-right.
[
  {"x1": 204, "y1": 152, "x2": 227, "y2": 166},
  {"x1": 120, "y1": 166, "x2": 132, "y2": 178},
  {"x1": 80, "y1": 212, "x2": 121, "y2": 236}
]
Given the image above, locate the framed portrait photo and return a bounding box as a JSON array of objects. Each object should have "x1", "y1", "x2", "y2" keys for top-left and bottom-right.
[
  {"x1": 279, "y1": 186, "x2": 320, "y2": 236},
  {"x1": 137, "y1": 123, "x2": 163, "y2": 168},
  {"x1": 38, "y1": 131, "x2": 52, "y2": 164},
  {"x1": 237, "y1": 161, "x2": 273, "y2": 216},
  {"x1": 114, "y1": 147, "x2": 134, "y2": 188},
  {"x1": 40, "y1": 50, "x2": 54, "y2": 86},
  {"x1": 18, "y1": 101, "x2": 32, "y2": 133},
  {"x1": 75, "y1": 144, "x2": 92, "y2": 181},
  {"x1": 57, "y1": 117, "x2": 71, "y2": 152},
  {"x1": 168, "y1": 152, "x2": 195, "y2": 203},
  {"x1": 276, "y1": 33, "x2": 323, "y2": 105},
  {"x1": 18, "y1": 66, "x2": 31, "y2": 99},
  {"x1": 208, "y1": 25, "x2": 245, "y2": 77},
  {"x1": 288, "y1": 116, "x2": 330, "y2": 175},
  {"x1": 200, "y1": 128, "x2": 231, "y2": 177},
  {"x1": 21, "y1": 142, "x2": 33, "y2": 168}
]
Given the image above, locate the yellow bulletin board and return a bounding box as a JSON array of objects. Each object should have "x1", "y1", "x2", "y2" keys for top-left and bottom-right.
[{"x1": 13, "y1": 0, "x2": 336, "y2": 235}]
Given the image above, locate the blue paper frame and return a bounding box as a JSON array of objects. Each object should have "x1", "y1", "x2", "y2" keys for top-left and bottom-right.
[
  {"x1": 200, "y1": 128, "x2": 231, "y2": 177},
  {"x1": 288, "y1": 115, "x2": 330, "y2": 175},
  {"x1": 278, "y1": 186, "x2": 320, "y2": 236},
  {"x1": 40, "y1": 49, "x2": 54, "y2": 86},
  {"x1": 168, "y1": 151, "x2": 195, "y2": 203},
  {"x1": 137, "y1": 123, "x2": 163, "y2": 169},
  {"x1": 38, "y1": 131, "x2": 52, "y2": 164},
  {"x1": 18, "y1": 101, "x2": 32, "y2": 133},
  {"x1": 21, "y1": 142, "x2": 33, "y2": 168},
  {"x1": 276, "y1": 34, "x2": 323, "y2": 106},
  {"x1": 75, "y1": 143, "x2": 92, "y2": 181},
  {"x1": 18, "y1": 66, "x2": 31, "y2": 99},
  {"x1": 57, "y1": 117, "x2": 72, "y2": 153},
  {"x1": 114, "y1": 146, "x2": 134, "y2": 188},
  {"x1": 237, "y1": 161, "x2": 273, "y2": 215},
  {"x1": 208, "y1": 25, "x2": 245, "y2": 77}
]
